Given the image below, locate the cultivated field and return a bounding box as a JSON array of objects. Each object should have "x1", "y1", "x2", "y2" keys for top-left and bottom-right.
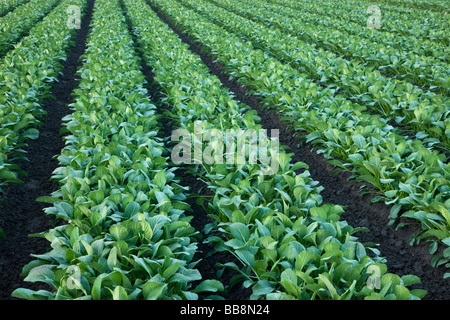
[{"x1": 0, "y1": 0, "x2": 448, "y2": 301}]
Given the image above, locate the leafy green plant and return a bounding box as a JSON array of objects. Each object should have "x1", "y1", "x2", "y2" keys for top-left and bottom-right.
[{"x1": 125, "y1": 0, "x2": 425, "y2": 299}]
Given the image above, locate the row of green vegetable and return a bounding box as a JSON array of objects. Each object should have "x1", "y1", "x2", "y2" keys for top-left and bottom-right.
[
  {"x1": 12, "y1": 0, "x2": 224, "y2": 300},
  {"x1": 214, "y1": 0, "x2": 449, "y2": 95},
  {"x1": 120, "y1": 0, "x2": 427, "y2": 299},
  {"x1": 0, "y1": 0, "x2": 88, "y2": 203},
  {"x1": 183, "y1": 0, "x2": 450, "y2": 154},
  {"x1": 150, "y1": 0, "x2": 450, "y2": 276},
  {"x1": 270, "y1": 0, "x2": 449, "y2": 43}
]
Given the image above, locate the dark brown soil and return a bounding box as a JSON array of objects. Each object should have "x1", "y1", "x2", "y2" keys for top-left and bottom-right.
[
  {"x1": 147, "y1": 2, "x2": 450, "y2": 300},
  {"x1": 0, "y1": 0, "x2": 94, "y2": 300}
]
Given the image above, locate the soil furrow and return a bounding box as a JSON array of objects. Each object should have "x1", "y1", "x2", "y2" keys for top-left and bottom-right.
[
  {"x1": 0, "y1": 0, "x2": 95, "y2": 300},
  {"x1": 146, "y1": 1, "x2": 450, "y2": 300}
]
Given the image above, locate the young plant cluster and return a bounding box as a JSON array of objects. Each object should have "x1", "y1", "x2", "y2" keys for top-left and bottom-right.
[
  {"x1": 0, "y1": 0, "x2": 62, "y2": 57},
  {"x1": 184, "y1": 0, "x2": 450, "y2": 151}
]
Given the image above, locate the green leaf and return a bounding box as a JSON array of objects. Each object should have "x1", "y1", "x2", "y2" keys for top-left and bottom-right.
[
  {"x1": 319, "y1": 274, "x2": 339, "y2": 300},
  {"x1": 23, "y1": 128, "x2": 39, "y2": 140},
  {"x1": 401, "y1": 275, "x2": 421, "y2": 286},
  {"x1": 352, "y1": 134, "x2": 366, "y2": 148},
  {"x1": 125, "y1": 201, "x2": 140, "y2": 217},
  {"x1": 291, "y1": 162, "x2": 309, "y2": 171},
  {"x1": 236, "y1": 248, "x2": 255, "y2": 267},
  {"x1": 390, "y1": 204, "x2": 402, "y2": 219},
  {"x1": 11, "y1": 288, "x2": 53, "y2": 300},
  {"x1": 107, "y1": 246, "x2": 118, "y2": 271},
  {"x1": 162, "y1": 262, "x2": 181, "y2": 280},
  {"x1": 89, "y1": 189, "x2": 105, "y2": 205},
  {"x1": 229, "y1": 222, "x2": 250, "y2": 243},
  {"x1": 394, "y1": 285, "x2": 410, "y2": 300},
  {"x1": 295, "y1": 251, "x2": 319, "y2": 271},
  {"x1": 36, "y1": 196, "x2": 60, "y2": 204},
  {"x1": 410, "y1": 289, "x2": 427, "y2": 299},
  {"x1": 24, "y1": 265, "x2": 55, "y2": 286},
  {"x1": 441, "y1": 237, "x2": 450, "y2": 247},
  {"x1": 110, "y1": 225, "x2": 128, "y2": 241},
  {"x1": 142, "y1": 279, "x2": 167, "y2": 300},
  {"x1": 54, "y1": 202, "x2": 73, "y2": 220},
  {"x1": 251, "y1": 280, "x2": 276, "y2": 298}
]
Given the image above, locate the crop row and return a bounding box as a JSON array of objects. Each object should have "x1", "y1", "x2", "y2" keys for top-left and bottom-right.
[
  {"x1": 272, "y1": 0, "x2": 449, "y2": 43},
  {"x1": 267, "y1": 0, "x2": 449, "y2": 64},
  {"x1": 150, "y1": 0, "x2": 450, "y2": 275},
  {"x1": 0, "y1": 0, "x2": 88, "y2": 200},
  {"x1": 121, "y1": 0, "x2": 426, "y2": 300},
  {"x1": 215, "y1": 0, "x2": 449, "y2": 95},
  {"x1": 12, "y1": 0, "x2": 224, "y2": 300},
  {"x1": 0, "y1": 0, "x2": 30, "y2": 16},
  {"x1": 0, "y1": 0, "x2": 62, "y2": 57},
  {"x1": 183, "y1": 0, "x2": 450, "y2": 154},
  {"x1": 356, "y1": 0, "x2": 449, "y2": 13}
]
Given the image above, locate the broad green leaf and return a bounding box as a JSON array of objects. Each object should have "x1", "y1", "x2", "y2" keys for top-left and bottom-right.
[
  {"x1": 400, "y1": 275, "x2": 421, "y2": 286},
  {"x1": 229, "y1": 222, "x2": 250, "y2": 243},
  {"x1": 107, "y1": 247, "x2": 118, "y2": 271},
  {"x1": 394, "y1": 285, "x2": 410, "y2": 300},
  {"x1": 318, "y1": 274, "x2": 339, "y2": 300},
  {"x1": 142, "y1": 280, "x2": 167, "y2": 300}
]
